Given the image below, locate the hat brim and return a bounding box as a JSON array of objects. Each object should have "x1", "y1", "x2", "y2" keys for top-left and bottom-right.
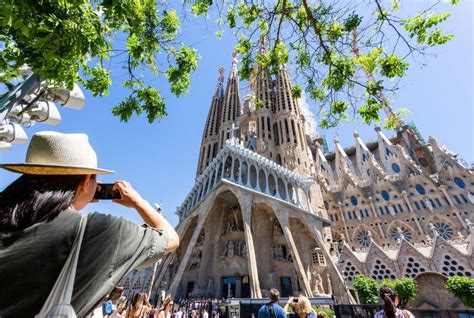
[{"x1": 0, "y1": 163, "x2": 114, "y2": 175}]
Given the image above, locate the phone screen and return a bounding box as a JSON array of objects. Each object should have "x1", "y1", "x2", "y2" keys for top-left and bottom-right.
[{"x1": 94, "y1": 183, "x2": 121, "y2": 200}]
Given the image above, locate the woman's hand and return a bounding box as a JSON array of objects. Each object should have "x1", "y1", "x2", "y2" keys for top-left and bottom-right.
[{"x1": 112, "y1": 180, "x2": 145, "y2": 209}]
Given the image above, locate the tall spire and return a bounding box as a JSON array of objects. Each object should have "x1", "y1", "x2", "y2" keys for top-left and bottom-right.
[{"x1": 196, "y1": 67, "x2": 225, "y2": 176}]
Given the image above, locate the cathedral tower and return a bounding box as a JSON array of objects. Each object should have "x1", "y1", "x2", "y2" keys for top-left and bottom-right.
[
  {"x1": 196, "y1": 67, "x2": 224, "y2": 176},
  {"x1": 272, "y1": 63, "x2": 312, "y2": 174}
]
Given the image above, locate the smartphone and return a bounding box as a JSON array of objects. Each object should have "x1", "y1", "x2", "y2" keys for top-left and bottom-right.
[{"x1": 94, "y1": 183, "x2": 121, "y2": 200}]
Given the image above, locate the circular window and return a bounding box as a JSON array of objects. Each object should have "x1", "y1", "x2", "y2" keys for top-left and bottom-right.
[
  {"x1": 435, "y1": 223, "x2": 454, "y2": 240},
  {"x1": 381, "y1": 190, "x2": 390, "y2": 201},
  {"x1": 415, "y1": 184, "x2": 426, "y2": 195},
  {"x1": 391, "y1": 163, "x2": 401, "y2": 173},
  {"x1": 351, "y1": 196, "x2": 358, "y2": 206},
  {"x1": 454, "y1": 177, "x2": 465, "y2": 189},
  {"x1": 390, "y1": 227, "x2": 412, "y2": 242},
  {"x1": 357, "y1": 230, "x2": 372, "y2": 247}
]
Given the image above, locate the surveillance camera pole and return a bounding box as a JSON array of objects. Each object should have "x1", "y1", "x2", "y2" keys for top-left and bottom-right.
[{"x1": 0, "y1": 73, "x2": 41, "y2": 122}]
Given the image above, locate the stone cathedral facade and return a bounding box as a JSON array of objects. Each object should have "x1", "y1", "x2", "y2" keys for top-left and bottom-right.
[{"x1": 122, "y1": 54, "x2": 473, "y2": 307}]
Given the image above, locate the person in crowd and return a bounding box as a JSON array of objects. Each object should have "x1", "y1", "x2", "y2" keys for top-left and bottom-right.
[
  {"x1": 175, "y1": 307, "x2": 183, "y2": 318},
  {"x1": 103, "y1": 287, "x2": 125, "y2": 318},
  {"x1": 0, "y1": 131, "x2": 179, "y2": 317},
  {"x1": 316, "y1": 312, "x2": 328, "y2": 318},
  {"x1": 257, "y1": 289, "x2": 286, "y2": 318},
  {"x1": 284, "y1": 296, "x2": 317, "y2": 318},
  {"x1": 374, "y1": 287, "x2": 415, "y2": 318},
  {"x1": 157, "y1": 297, "x2": 174, "y2": 318},
  {"x1": 202, "y1": 308, "x2": 209, "y2": 318},
  {"x1": 125, "y1": 293, "x2": 149, "y2": 318}
]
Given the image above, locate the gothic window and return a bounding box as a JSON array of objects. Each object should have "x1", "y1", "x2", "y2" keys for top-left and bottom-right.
[
  {"x1": 454, "y1": 177, "x2": 466, "y2": 189},
  {"x1": 441, "y1": 255, "x2": 473, "y2": 277},
  {"x1": 434, "y1": 222, "x2": 454, "y2": 240},
  {"x1": 291, "y1": 120, "x2": 298, "y2": 145},
  {"x1": 311, "y1": 249, "x2": 326, "y2": 266},
  {"x1": 343, "y1": 261, "x2": 360, "y2": 282},
  {"x1": 392, "y1": 163, "x2": 401, "y2": 173},
  {"x1": 284, "y1": 119, "x2": 290, "y2": 142},
  {"x1": 415, "y1": 184, "x2": 426, "y2": 195},
  {"x1": 453, "y1": 195, "x2": 462, "y2": 205},
  {"x1": 404, "y1": 257, "x2": 426, "y2": 278},
  {"x1": 356, "y1": 230, "x2": 372, "y2": 247},
  {"x1": 372, "y1": 259, "x2": 396, "y2": 281},
  {"x1": 273, "y1": 123, "x2": 280, "y2": 146},
  {"x1": 381, "y1": 191, "x2": 390, "y2": 201},
  {"x1": 390, "y1": 227, "x2": 412, "y2": 242},
  {"x1": 267, "y1": 117, "x2": 272, "y2": 139},
  {"x1": 351, "y1": 196, "x2": 358, "y2": 206}
]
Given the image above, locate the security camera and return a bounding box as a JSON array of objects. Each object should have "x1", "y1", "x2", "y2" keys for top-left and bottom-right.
[
  {"x1": 0, "y1": 122, "x2": 28, "y2": 144},
  {"x1": 27, "y1": 101, "x2": 61, "y2": 125},
  {"x1": 46, "y1": 83, "x2": 85, "y2": 110}
]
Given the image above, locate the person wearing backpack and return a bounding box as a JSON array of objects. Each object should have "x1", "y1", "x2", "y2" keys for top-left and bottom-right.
[{"x1": 257, "y1": 289, "x2": 286, "y2": 318}]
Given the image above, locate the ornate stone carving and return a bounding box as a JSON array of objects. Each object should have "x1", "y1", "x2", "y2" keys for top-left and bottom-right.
[
  {"x1": 312, "y1": 271, "x2": 325, "y2": 295},
  {"x1": 222, "y1": 240, "x2": 247, "y2": 258},
  {"x1": 189, "y1": 250, "x2": 202, "y2": 270},
  {"x1": 272, "y1": 244, "x2": 292, "y2": 261},
  {"x1": 257, "y1": 138, "x2": 267, "y2": 154}
]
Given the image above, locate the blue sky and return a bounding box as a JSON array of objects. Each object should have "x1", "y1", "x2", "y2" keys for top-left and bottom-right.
[{"x1": 1, "y1": 1, "x2": 472, "y2": 227}]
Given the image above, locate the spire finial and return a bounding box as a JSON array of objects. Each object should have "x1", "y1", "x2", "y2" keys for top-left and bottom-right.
[
  {"x1": 218, "y1": 66, "x2": 224, "y2": 82},
  {"x1": 231, "y1": 51, "x2": 238, "y2": 77}
]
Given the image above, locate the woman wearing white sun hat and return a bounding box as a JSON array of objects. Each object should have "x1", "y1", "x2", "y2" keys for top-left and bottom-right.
[{"x1": 0, "y1": 131, "x2": 179, "y2": 317}]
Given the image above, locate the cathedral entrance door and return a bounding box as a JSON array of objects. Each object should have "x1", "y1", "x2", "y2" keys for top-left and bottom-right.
[
  {"x1": 223, "y1": 277, "x2": 237, "y2": 298},
  {"x1": 280, "y1": 277, "x2": 292, "y2": 297}
]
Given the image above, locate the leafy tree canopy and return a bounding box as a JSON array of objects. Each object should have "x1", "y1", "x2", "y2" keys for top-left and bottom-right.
[
  {"x1": 0, "y1": 0, "x2": 199, "y2": 123},
  {"x1": 354, "y1": 275, "x2": 417, "y2": 307},
  {"x1": 446, "y1": 276, "x2": 474, "y2": 308},
  {"x1": 186, "y1": 0, "x2": 458, "y2": 129},
  {"x1": 353, "y1": 274, "x2": 380, "y2": 304},
  {"x1": 381, "y1": 277, "x2": 417, "y2": 308},
  {"x1": 0, "y1": 0, "x2": 458, "y2": 126}
]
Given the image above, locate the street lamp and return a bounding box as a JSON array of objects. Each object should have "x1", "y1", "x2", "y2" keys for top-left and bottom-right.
[{"x1": 0, "y1": 72, "x2": 85, "y2": 150}]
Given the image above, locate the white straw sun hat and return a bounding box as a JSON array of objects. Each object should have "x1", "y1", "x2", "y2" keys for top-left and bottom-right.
[{"x1": 0, "y1": 131, "x2": 113, "y2": 175}]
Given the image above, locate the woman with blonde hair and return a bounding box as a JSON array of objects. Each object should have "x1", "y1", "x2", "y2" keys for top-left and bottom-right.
[
  {"x1": 156, "y1": 297, "x2": 174, "y2": 318},
  {"x1": 284, "y1": 296, "x2": 317, "y2": 318}
]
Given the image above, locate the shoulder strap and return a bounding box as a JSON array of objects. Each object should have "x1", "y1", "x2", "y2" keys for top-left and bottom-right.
[
  {"x1": 267, "y1": 303, "x2": 277, "y2": 318},
  {"x1": 36, "y1": 215, "x2": 88, "y2": 317}
]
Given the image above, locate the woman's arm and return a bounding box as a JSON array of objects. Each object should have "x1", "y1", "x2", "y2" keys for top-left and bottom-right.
[{"x1": 113, "y1": 180, "x2": 179, "y2": 252}]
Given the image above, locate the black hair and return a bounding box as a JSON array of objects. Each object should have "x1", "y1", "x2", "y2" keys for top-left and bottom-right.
[
  {"x1": 379, "y1": 286, "x2": 396, "y2": 318},
  {"x1": 0, "y1": 174, "x2": 87, "y2": 232}
]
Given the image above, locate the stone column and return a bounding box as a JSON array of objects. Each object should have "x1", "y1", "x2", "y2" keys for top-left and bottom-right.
[
  {"x1": 240, "y1": 195, "x2": 262, "y2": 298},
  {"x1": 153, "y1": 219, "x2": 191, "y2": 292},
  {"x1": 275, "y1": 208, "x2": 313, "y2": 297},
  {"x1": 338, "y1": 202, "x2": 352, "y2": 243},
  {"x1": 168, "y1": 203, "x2": 212, "y2": 298}
]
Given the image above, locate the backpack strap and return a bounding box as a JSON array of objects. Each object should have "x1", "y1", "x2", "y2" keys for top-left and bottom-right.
[{"x1": 267, "y1": 303, "x2": 277, "y2": 318}]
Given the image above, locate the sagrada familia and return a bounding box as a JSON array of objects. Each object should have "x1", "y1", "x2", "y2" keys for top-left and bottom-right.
[{"x1": 122, "y1": 53, "x2": 473, "y2": 309}]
